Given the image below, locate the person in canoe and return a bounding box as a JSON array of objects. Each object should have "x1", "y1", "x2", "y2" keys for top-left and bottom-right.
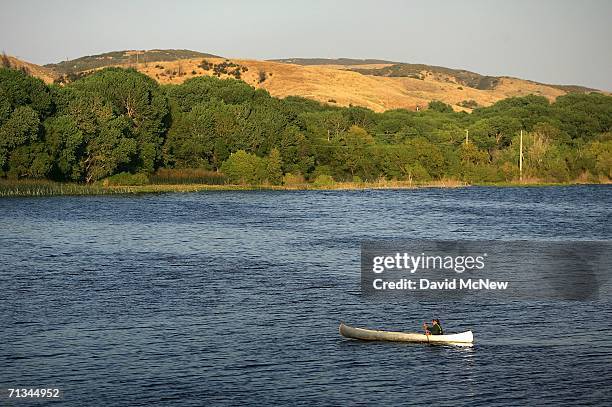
[{"x1": 423, "y1": 319, "x2": 444, "y2": 335}]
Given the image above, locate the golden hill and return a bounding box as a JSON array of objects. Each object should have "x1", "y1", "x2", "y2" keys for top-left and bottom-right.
[
  {"x1": 5, "y1": 50, "x2": 602, "y2": 112},
  {"x1": 132, "y1": 57, "x2": 568, "y2": 112},
  {"x1": 2, "y1": 55, "x2": 57, "y2": 84}
]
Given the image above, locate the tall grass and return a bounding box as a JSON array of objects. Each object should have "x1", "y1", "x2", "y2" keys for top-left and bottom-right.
[
  {"x1": 0, "y1": 179, "x2": 133, "y2": 197},
  {"x1": 7, "y1": 176, "x2": 591, "y2": 198},
  {"x1": 149, "y1": 168, "x2": 226, "y2": 185}
]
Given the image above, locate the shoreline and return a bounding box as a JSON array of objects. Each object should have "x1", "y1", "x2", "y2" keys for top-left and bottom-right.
[{"x1": 0, "y1": 179, "x2": 609, "y2": 197}]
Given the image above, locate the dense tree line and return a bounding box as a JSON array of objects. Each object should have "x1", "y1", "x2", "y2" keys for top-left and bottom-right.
[{"x1": 1, "y1": 66, "x2": 610, "y2": 184}]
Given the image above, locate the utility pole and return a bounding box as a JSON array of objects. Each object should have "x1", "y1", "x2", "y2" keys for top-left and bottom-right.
[
  {"x1": 465, "y1": 129, "x2": 469, "y2": 145},
  {"x1": 519, "y1": 129, "x2": 523, "y2": 182}
]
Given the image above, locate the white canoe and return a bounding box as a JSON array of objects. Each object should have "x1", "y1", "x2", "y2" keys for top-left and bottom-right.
[{"x1": 339, "y1": 322, "x2": 474, "y2": 344}]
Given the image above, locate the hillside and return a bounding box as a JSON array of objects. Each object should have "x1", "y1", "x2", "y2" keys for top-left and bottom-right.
[
  {"x1": 270, "y1": 58, "x2": 396, "y2": 66},
  {"x1": 349, "y1": 63, "x2": 598, "y2": 94},
  {"x1": 278, "y1": 58, "x2": 599, "y2": 93},
  {"x1": 1, "y1": 54, "x2": 57, "y2": 83},
  {"x1": 127, "y1": 56, "x2": 572, "y2": 111},
  {"x1": 45, "y1": 49, "x2": 221, "y2": 74},
  {"x1": 7, "y1": 49, "x2": 603, "y2": 112}
]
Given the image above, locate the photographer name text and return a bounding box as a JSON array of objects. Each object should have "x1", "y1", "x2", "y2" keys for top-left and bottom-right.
[{"x1": 373, "y1": 278, "x2": 508, "y2": 291}]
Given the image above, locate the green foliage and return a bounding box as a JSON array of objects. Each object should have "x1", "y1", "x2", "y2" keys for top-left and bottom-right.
[
  {"x1": 7, "y1": 142, "x2": 51, "y2": 179},
  {"x1": 0, "y1": 68, "x2": 52, "y2": 118},
  {"x1": 84, "y1": 116, "x2": 138, "y2": 182},
  {"x1": 332, "y1": 125, "x2": 375, "y2": 178},
  {"x1": 428, "y1": 100, "x2": 454, "y2": 113},
  {"x1": 0, "y1": 179, "x2": 134, "y2": 197},
  {"x1": 0, "y1": 106, "x2": 41, "y2": 172},
  {"x1": 266, "y1": 148, "x2": 283, "y2": 185},
  {"x1": 588, "y1": 140, "x2": 612, "y2": 179},
  {"x1": 282, "y1": 172, "x2": 305, "y2": 186},
  {"x1": 0, "y1": 66, "x2": 611, "y2": 185},
  {"x1": 43, "y1": 116, "x2": 84, "y2": 180},
  {"x1": 0, "y1": 68, "x2": 52, "y2": 174},
  {"x1": 220, "y1": 150, "x2": 265, "y2": 184},
  {"x1": 149, "y1": 168, "x2": 225, "y2": 185},
  {"x1": 0, "y1": 106, "x2": 40, "y2": 148},
  {"x1": 313, "y1": 174, "x2": 335, "y2": 187},
  {"x1": 311, "y1": 165, "x2": 333, "y2": 179},
  {"x1": 403, "y1": 162, "x2": 431, "y2": 182},
  {"x1": 459, "y1": 100, "x2": 479, "y2": 109},
  {"x1": 67, "y1": 68, "x2": 168, "y2": 174},
  {"x1": 104, "y1": 172, "x2": 149, "y2": 186}
]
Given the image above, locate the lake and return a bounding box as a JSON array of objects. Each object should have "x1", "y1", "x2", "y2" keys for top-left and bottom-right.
[{"x1": 1, "y1": 186, "x2": 611, "y2": 406}]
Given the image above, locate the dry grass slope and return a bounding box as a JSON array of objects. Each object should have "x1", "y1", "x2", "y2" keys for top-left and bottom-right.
[
  {"x1": 3, "y1": 56, "x2": 58, "y2": 84},
  {"x1": 7, "y1": 50, "x2": 602, "y2": 112},
  {"x1": 133, "y1": 57, "x2": 568, "y2": 111}
]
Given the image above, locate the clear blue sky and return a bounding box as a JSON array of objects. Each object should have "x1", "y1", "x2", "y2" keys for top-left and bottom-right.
[{"x1": 2, "y1": 0, "x2": 611, "y2": 90}]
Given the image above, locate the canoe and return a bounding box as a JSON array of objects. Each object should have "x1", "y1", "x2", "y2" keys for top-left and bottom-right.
[{"x1": 339, "y1": 322, "x2": 474, "y2": 344}]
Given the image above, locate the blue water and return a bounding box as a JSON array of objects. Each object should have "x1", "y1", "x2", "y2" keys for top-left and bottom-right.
[{"x1": 0, "y1": 186, "x2": 611, "y2": 406}]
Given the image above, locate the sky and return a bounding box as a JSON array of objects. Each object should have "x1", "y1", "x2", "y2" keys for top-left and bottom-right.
[{"x1": 1, "y1": 0, "x2": 611, "y2": 90}]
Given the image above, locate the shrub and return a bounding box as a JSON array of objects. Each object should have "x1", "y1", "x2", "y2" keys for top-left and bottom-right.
[
  {"x1": 282, "y1": 172, "x2": 305, "y2": 186},
  {"x1": 258, "y1": 70, "x2": 267, "y2": 83},
  {"x1": 459, "y1": 99, "x2": 479, "y2": 109},
  {"x1": 265, "y1": 148, "x2": 283, "y2": 185},
  {"x1": 149, "y1": 168, "x2": 225, "y2": 185},
  {"x1": 404, "y1": 163, "x2": 431, "y2": 182},
  {"x1": 428, "y1": 100, "x2": 454, "y2": 113},
  {"x1": 462, "y1": 165, "x2": 502, "y2": 183},
  {"x1": 198, "y1": 60, "x2": 213, "y2": 70},
  {"x1": 313, "y1": 174, "x2": 335, "y2": 187},
  {"x1": 220, "y1": 150, "x2": 265, "y2": 184},
  {"x1": 103, "y1": 172, "x2": 149, "y2": 186},
  {"x1": 311, "y1": 165, "x2": 333, "y2": 180}
]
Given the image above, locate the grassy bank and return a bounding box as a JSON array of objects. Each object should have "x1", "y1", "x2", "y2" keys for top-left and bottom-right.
[
  {"x1": 0, "y1": 178, "x2": 466, "y2": 197},
  {"x1": 1, "y1": 178, "x2": 607, "y2": 198},
  {"x1": 0, "y1": 180, "x2": 138, "y2": 197}
]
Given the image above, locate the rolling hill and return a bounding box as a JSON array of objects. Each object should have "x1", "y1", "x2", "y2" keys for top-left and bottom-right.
[
  {"x1": 44, "y1": 49, "x2": 221, "y2": 74},
  {"x1": 1, "y1": 54, "x2": 57, "y2": 83},
  {"x1": 4, "y1": 49, "x2": 603, "y2": 112}
]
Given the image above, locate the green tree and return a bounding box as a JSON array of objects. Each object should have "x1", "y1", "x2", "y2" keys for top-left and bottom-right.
[
  {"x1": 69, "y1": 68, "x2": 168, "y2": 173},
  {"x1": 220, "y1": 150, "x2": 265, "y2": 184},
  {"x1": 428, "y1": 100, "x2": 454, "y2": 113},
  {"x1": 403, "y1": 137, "x2": 446, "y2": 179},
  {"x1": 44, "y1": 116, "x2": 84, "y2": 180},
  {"x1": 0, "y1": 68, "x2": 52, "y2": 119},
  {"x1": 584, "y1": 140, "x2": 612, "y2": 179},
  {"x1": 82, "y1": 116, "x2": 138, "y2": 183},
  {"x1": 0, "y1": 106, "x2": 40, "y2": 172},
  {"x1": 7, "y1": 142, "x2": 51, "y2": 179},
  {"x1": 0, "y1": 68, "x2": 51, "y2": 175},
  {"x1": 265, "y1": 148, "x2": 283, "y2": 185},
  {"x1": 333, "y1": 125, "x2": 375, "y2": 178},
  {"x1": 459, "y1": 142, "x2": 489, "y2": 166}
]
